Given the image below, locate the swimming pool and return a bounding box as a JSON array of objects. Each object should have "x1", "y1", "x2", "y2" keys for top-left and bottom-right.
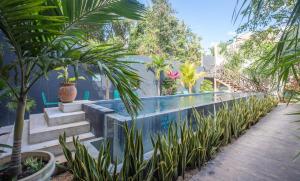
[{"x1": 83, "y1": 92, "x2": 259, "y2": 159}]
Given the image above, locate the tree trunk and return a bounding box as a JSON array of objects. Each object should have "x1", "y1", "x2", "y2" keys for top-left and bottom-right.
[
  {"x1": 157, "y1": 79, "x2": 160, "y2": 96},
  {"x1": 105, "y1": 77, "x2": 110, "y2": 100},
  {"x1": 189, "y1": 86, "x2": 192, "y2": 94},
  {"x1": 9, "y1": 96, "x2": 27, "y2": 178}
]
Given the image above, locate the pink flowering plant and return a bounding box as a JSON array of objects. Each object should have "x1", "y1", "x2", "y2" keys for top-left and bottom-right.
[
  {"x1": 162, "y1": 70, "x2": 180, "y2": 95},
  {"x1": 166, "y1": 70, "x2": 180, "y2": 80}
]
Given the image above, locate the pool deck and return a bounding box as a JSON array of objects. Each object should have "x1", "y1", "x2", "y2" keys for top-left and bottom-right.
[{"x1": 183, "y1": 104, "x2": 300, "y2": 181}]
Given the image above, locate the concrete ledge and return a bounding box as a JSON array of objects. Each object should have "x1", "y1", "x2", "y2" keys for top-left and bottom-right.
[
  {"x1": 24, "y1": 132, "x2": 95, "y2": 155},
  {"x1": 59, "y1": 100, "x2": 96, "y2": 113},
  {"x1": 45, "y1": 107, "x2": 85, "y2": 126}
]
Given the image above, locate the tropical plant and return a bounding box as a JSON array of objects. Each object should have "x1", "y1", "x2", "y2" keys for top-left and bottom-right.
[
  {"x1": 200, "y1": 79, "x2": 213, "y2": 92},
  {"x1": 60, "y1": 95, "x2": 277, "y2": 181},
  {"x1": 6, "y1": 93, "x2": 36, "y2": 113},
  {"x1": 180, "y1": 62, "x2": 206, "y2": 93},
  {"x1": 55, "y1": 66, "x2": 85, "y2": 84},
  {"x1": 162, "y1": 70, "x2": 179, "y2": 95},
  {"x1": 0, "y1": 0, "x2": 144, "y2": 177},
  {"x1": 120, "y1": 123, "x2": 148, "y2": 180},
  {"x1": 191, "y1": 111, "x2": 223, "y2": 165},
  {"x1": 59, "y1": 133, "x2": 118, "y2": 180},
  {"x1": 146, "y1": 55, "x2": 170, "y2": 95},
  {"x1": 162, "y1": 77, "x2": 177, "y2": 95},
  {"x1": 23, "y1": 157, "x2": 45, "y2": 173},
  {"x1": 234, "y1": 0, "x2": 298, "y2": 94}
]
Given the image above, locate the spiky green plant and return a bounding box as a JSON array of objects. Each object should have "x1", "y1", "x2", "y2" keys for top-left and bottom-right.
[
  {"x1": 59, "y1": 95, "x2": 278, "y2": 181},
  {"x1": 191, "y1": 111, "x2": 223, "y2": 166},
  {"x1": 59, "y1": 134, "x2": 118, "y2": 181},
  {"x1": 120, "y1": 123, "x2": 148, "y2": 181}
]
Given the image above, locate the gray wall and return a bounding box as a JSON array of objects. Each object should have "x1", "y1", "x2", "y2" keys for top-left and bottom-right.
[
  {"x1": 0, "y1": 55, "x2": 158, "y2": 126},
  {"x1": 0, "y1": 41, "x2": 215, "y2": 127}
]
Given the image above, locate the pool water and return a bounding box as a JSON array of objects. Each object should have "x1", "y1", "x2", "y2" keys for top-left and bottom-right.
[{"x1": 96, "y1": 92, "x2": 247, "y2": 117}]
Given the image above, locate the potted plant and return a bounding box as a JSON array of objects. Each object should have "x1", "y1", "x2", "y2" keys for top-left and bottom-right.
[
  {"x1": 0, "y1": 151, "x2": 55, "y2": 181},
  {"x1": 55, "y1": 66, "x2": 85, "y2": 103}
]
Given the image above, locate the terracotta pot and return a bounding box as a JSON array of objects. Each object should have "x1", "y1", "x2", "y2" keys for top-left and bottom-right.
[
  {"x1": 0, "y1": 151, "x2": 55, "y2": 181},
  {"x1": 59, "y1": 83, "x2": 77, "y2": 103}
]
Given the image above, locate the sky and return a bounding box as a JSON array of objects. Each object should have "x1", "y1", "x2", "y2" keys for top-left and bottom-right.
[{"x1": 140, "y1": 0, "x2": 240, "y2": 51}]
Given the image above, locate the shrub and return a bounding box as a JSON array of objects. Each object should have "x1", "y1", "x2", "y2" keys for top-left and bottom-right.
[{"x1": 200, "y1": 79, "x2": 214, "y2": 92}]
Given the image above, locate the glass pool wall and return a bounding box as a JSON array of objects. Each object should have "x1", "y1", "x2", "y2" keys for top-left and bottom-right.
[{"x1": 83, "y1": 92, "x2": 262, "y2": 160}]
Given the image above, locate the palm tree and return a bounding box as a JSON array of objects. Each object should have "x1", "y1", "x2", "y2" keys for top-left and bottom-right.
[
  {"x1": 180, "y1": 62, "x2": 205, "y2": 93},
  {"x1": 146, "y1": 54, "x2": 170, "y2": 95},
  {"x1": 0, "y1": 0, "x2": 144, "y2": 177}
]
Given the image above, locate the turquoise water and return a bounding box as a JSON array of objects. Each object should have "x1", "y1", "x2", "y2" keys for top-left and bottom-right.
[{"x1": 97, "y1": 92, "x2": 247, "y2": 117}]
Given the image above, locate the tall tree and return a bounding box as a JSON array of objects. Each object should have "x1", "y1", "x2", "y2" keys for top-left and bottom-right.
[
  {"x1": 0, "y1": 0, "x2": 144, "y2": 177},
  {"x1": 129, "y1": 0, "x2": 203, "y2": 62},
  {"x1": 234, "y1": 0, "x2": 298, "y2": 86}
]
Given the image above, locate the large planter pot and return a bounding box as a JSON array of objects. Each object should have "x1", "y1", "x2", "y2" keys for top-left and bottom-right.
[
  {"x1": 0, "y1": 151, "x2": 55, "y2": 181},
  {"x1": 59, "y1": 83, "x2": 77, "y2": 103}
]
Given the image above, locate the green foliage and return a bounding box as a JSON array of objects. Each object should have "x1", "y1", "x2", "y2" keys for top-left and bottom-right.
[
  {"x1": 6, "y1": 94, "x2": 36, "y2": 113},
  {"x1": 200, "y1": 79, "x2": 213, "y2": 92},
  {"x1": 234, "y1": 0, "x2": 300, "y2": 94},
  {"x1": 146, "y1": 55, "x2": 170, "y2": 95},
  {"x1": 0, "y1": 0, "x2": 145, "y2": 117},
  {"x1": 120, "y1": 123, "x2": 148, "y2": 180},
  {"x1": 180, "y1": 62, "x2": 206, "y2": 93},
  {"x1": 218, "y1": 96, "x2": 278, "y2": 145},
  {"x1": 162, "y1": 78, "x2": 177, "y2": 95},
  {"x1": 129, "y1": 0, "x2": 202, "y2": 62},
  {"x1": 59, "y1": 133, "x2": 118, "y2": 180},
  {"x1": 217, "y1": 30, "x2": 278, "y2": 90},
  {"x1": 146, "y1": 55, "x2": 170, "y2": 80},
  {"x1": 23, "y1": 157, "x2": 45, "y2": 173},
  {"x1": 0, "y1": 0, "x2": 145, "y2": 176},
  {"x1": 55, "y1": 66, "x2": 85, "y2": 84},
  {"x1": 61, "y1": 95, "x2": 278, "y2": 181}
]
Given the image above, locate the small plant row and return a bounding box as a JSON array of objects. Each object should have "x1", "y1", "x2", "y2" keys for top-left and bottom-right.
[{"x1": 59, "y1": 95, "x2": 278, "y2": 181}]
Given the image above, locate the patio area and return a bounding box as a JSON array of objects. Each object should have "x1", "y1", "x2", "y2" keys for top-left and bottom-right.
[{"x1": 183, "y1": 104, "x2": 300, "y2": 181}]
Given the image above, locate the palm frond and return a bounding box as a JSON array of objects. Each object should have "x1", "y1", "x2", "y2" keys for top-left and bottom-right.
[
  {"x1": 0, "y1": 0, "x2": 65, "y2": 57},
  {"x1": 58, "y1": 43, "x2": 142, "y2": 116},
  {"x1": 57, "y1": 0, "x2": 144, "y2": 34}
]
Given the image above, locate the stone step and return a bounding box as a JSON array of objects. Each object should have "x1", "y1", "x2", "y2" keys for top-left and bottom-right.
[
  {"x1": 29, "y1": 114, "x2": 90, "y2": 144},
  {"x1": 59, "y1": 100, "x2": 95, "y2": 113},
  {"x1": 45, "y1": 107, "x2": 85, "y2": 126},
  {"x1": 24, "y1": 132, "x2": 95, "y2": 156}
]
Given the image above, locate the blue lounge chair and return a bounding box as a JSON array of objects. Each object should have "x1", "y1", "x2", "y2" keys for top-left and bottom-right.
[
  {"x1": 113, "y1": 90, "x2": 120, "y2": 100},
  {"x1": 183, "y1": 90, "x2": 189, "y2": 94},
  {"x1": 42, "y1": 91, "x2": 58, "y2": 107},
  {"x1": 83, "y1": 90, "x2": 90, "y2": 100}
]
